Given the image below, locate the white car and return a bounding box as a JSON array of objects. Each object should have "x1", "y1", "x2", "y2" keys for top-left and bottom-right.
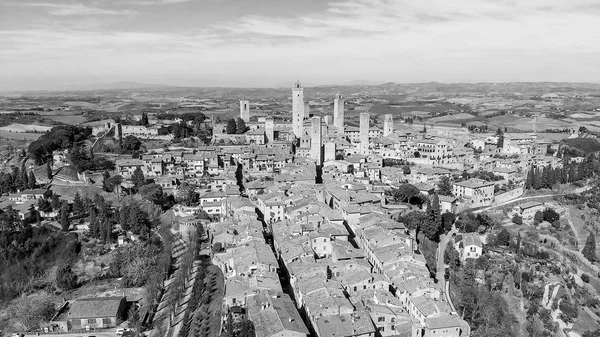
[{"x1": 116, "y1": 328, "x2": 130, "y2": 335}]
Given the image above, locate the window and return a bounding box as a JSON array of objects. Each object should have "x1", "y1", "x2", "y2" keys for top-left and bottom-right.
[
  {"x1": 391, "y1": 326, "x2": 395, "y2": 331},
  {"x1": 353, "y1": 286, "x2": 357, "y2": 291},
  {"x1": 378, "y1": 317, "x2": 385, "y2": 322},
  {"x1": 380, "y1": 327, "x2": 385, "y2": 332}
]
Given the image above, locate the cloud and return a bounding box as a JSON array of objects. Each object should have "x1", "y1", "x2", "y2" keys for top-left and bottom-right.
[
  {"x1": 119, "y1": 0, "x2": 192, "y2": 5},
  {"x1": 18, "y1": 2, "x2": 136, "y2": 16},
  {"x1": 1, "y1": 0, "x2": 600, "y2": 89}
]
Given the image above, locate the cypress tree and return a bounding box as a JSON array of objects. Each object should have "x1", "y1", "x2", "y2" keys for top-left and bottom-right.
[
  {"x1": 28, "y1": 170, "x2": 36, "y2": 189},
  {"x1": 423, "y1": 194, "x2": 442, "y2": 241},
  {"x1": 46, "y1": 161, "x2": 52, "y2": 179},
  {"x1": 583, "y1": 233, "x2": 597, "y2": 262}
]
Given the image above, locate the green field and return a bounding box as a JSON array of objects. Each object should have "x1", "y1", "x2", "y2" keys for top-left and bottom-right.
[
  {"x1": 45, "y1": 115, "x2": 89, "y2": 125},
  {"x1": 0, "y1": 130, "x2": 44, "y2": 141}
]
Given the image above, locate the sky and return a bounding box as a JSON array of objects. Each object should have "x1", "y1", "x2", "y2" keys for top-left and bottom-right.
[{"x1": 1, "y1": 0, "x2": 600, "y2": 91}]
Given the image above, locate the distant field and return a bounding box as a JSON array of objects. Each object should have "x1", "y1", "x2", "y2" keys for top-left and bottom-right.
[
  {"x1": 0, "y1": 130, "x2": 44, "y2": 141},
  {"x1": 0, "y1": 123, "x2": 53, "y2": 132},
  {"x1": 428, "y1": 113, "x2": 475, "y2": 123},
  {"x1": 369, "y1": 102, "x2": 458, "y2": 116},
  {"x1": 45, "y1": 115, "x2": 89, "y2": 125},
  {"x1": 487, "y1": 115, "x2": 574, "y2": 131},
  {"x1": 64, "y1": 101, "x2": 99, "y2": 109}
]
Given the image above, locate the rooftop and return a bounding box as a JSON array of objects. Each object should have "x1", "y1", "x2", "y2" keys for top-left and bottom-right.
[{"x1": 67, "y1": 296, "x2": 124, "y2": 319}]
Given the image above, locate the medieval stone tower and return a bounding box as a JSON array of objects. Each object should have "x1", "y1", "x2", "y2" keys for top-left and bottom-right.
[
  {"x1": 310, "y1": 116, "x2": 323, "y2": 165},
  {"x1": 240, "y1": 100, "x2": 250, "y2": 123},
  {"x1": 383, "y1": 114, "x2": 393, "y2": 137},
  {"x1": 359, "y1": 112, "x2": 370, "y2": 155},
  {"x1": 292, "y1": 80, "x2": 305, "y2": 137},
  {"x1": 265, "y1": 117, "x2": 274, "y2": 143},
  {"x1": 333, "y1": 93, "x2": 344, "y2": 135}
]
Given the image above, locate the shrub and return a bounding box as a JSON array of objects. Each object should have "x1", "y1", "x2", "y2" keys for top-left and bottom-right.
[
  {"x1": 512, "y1": 214, "x2": 523, "y2": 225},
  {"x1": 581, "y1": 273, "x2": 590, "y2": 283}
]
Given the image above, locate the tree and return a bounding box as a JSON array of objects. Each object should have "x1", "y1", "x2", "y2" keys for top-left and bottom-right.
[
  {"x1": 226, "y1": 119, "x2": 237, "y2": 134},
  {"x1": 235, "y1": 117, "x2": 247, "y2": 134},
  {"x1": 386, "y1": 184, "x2": 420, "y2": 203},
  {"x1": 131, "y1": 167, "x2": 146, "y2": 189},
  {"x1": 139, "y1": 183, "x2": 164, "y2": 205},
  {"x1": 56, "y1": 264, "x2": 78, "y2": 290},
  {"x1": 437, "y1": 176, "x2": 453, "y2": 196},
  {"x1": 177, "y1": 183, "x2": 199, "y2": 206},
  {"x1": 401, "y1": 211, "x2": 427, "y2": 230},
  {"x1": 497, "y1": 229, "x2": 511, "y2": 246},
  {"x1": 441, "y1": 212, "x2": 456, "y2": 233},
  {"x1": 60, "y1": 201, "x2": 70, "y2": 231},
  {"x1": 37, "y1": 198, "x2": 52, "y2": 213},
  {"x1": 582, "y1": 232, "x2": 597, "y2": 262},
  {"x1": 105, "y1": 175, "x2": 123, "y2": 193},
  {"x1": 581, "y1": 273, "x2": 590, "y2": 283},
  {"x1": 21, "y1": 166, "x2": 29, "y2": 190},
  {"x1": 542, "y1": 208, "x2": 560, "y2": 223},
  {"x1": 236, "y1": 320, "x2": 256, "y2": 337},
  {"x1": 423, "y1": 194, "x2": 442, "y2": 241},
  {"x1": 28, "y1": 170, "x2": 36, "y2": 189},
  {"x1": 140, "y1": 113, "x2": 149, "y2": 126},
  {"x1": 533, "y1": 211, "x2": 543, "y2": 225},
  {"x1": 512, "y1": 214, "x2": 523, "y2": 225},
  {"x1": 122, "y1": 135, "x2": 142, "y2": 154},
  {"x1": 72, "y1": 192, "x2": 84, "y2": 216},
  {"x1": 444, "y1": 244, "x2": 460, "y2": 270},
  {"x1": 10, "y1": 295, "x2": 56, "y2": 331},
  {"x1": 496, "y1": 127, "x2": 504, "y2": 148}
]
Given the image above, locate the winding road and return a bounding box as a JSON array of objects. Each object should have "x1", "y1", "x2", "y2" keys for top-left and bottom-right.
[
  {"x1": 473, "y1": 193, "x2": 559, "y2": 214},
  {"x1": 436, "y1": 223, "x2": 458, "y2": 313}
]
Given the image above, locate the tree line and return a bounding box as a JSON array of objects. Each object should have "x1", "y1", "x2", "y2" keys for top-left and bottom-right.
[{"x1": 525, "y1": 156, "x2": 599, "y2": 190}]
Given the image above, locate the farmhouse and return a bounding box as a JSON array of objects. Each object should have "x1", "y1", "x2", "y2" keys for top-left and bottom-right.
[
  {"x1": 66, "y1": 296, "x2": 127, "y2": 329},
  {"x1": 513, "y1": 201, "x2": 545, "y2": 220}
]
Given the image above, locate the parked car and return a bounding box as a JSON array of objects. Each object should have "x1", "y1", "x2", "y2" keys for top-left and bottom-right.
[{"x1": 116, "y1": 328, "x2": 130, "y2": 335}]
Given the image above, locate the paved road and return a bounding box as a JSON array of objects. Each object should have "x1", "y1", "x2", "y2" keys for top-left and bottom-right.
[
  {"x1": 436, "y1": 223, "x2": 458, "y2": 313},
  {"x1": 473, "y1": 194, "x2": 559, "y2": 214}
]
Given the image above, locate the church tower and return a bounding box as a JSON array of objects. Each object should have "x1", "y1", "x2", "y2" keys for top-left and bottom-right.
[{"x1": 292, "y1": 80, "x2": 305, "y2": 138}]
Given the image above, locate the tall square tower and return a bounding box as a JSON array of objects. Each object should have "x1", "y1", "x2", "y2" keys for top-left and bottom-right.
[
  {"x1": 240, "y1": 100, "x2": 250, "y2": 123},
  {"x1": 333, "y1": 94, "x2": 344, "y2": 134},
  {"x1": 292, "y1": 80, "x2": 304, "y2": 137},
  {"x1": 310, "y1": 116, "x2": 323, "y2": 165},
  {"x1": 359, "y1": 112, "x2": 370, "y2": 155},
  {"x1": 383, "y1": 114, "x2": 393, "y2": 137}
]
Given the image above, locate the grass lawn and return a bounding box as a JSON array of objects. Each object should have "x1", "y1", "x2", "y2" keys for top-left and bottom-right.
[{"x1": 572, "y1": 308, "x2": 600, "y2": 335}]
